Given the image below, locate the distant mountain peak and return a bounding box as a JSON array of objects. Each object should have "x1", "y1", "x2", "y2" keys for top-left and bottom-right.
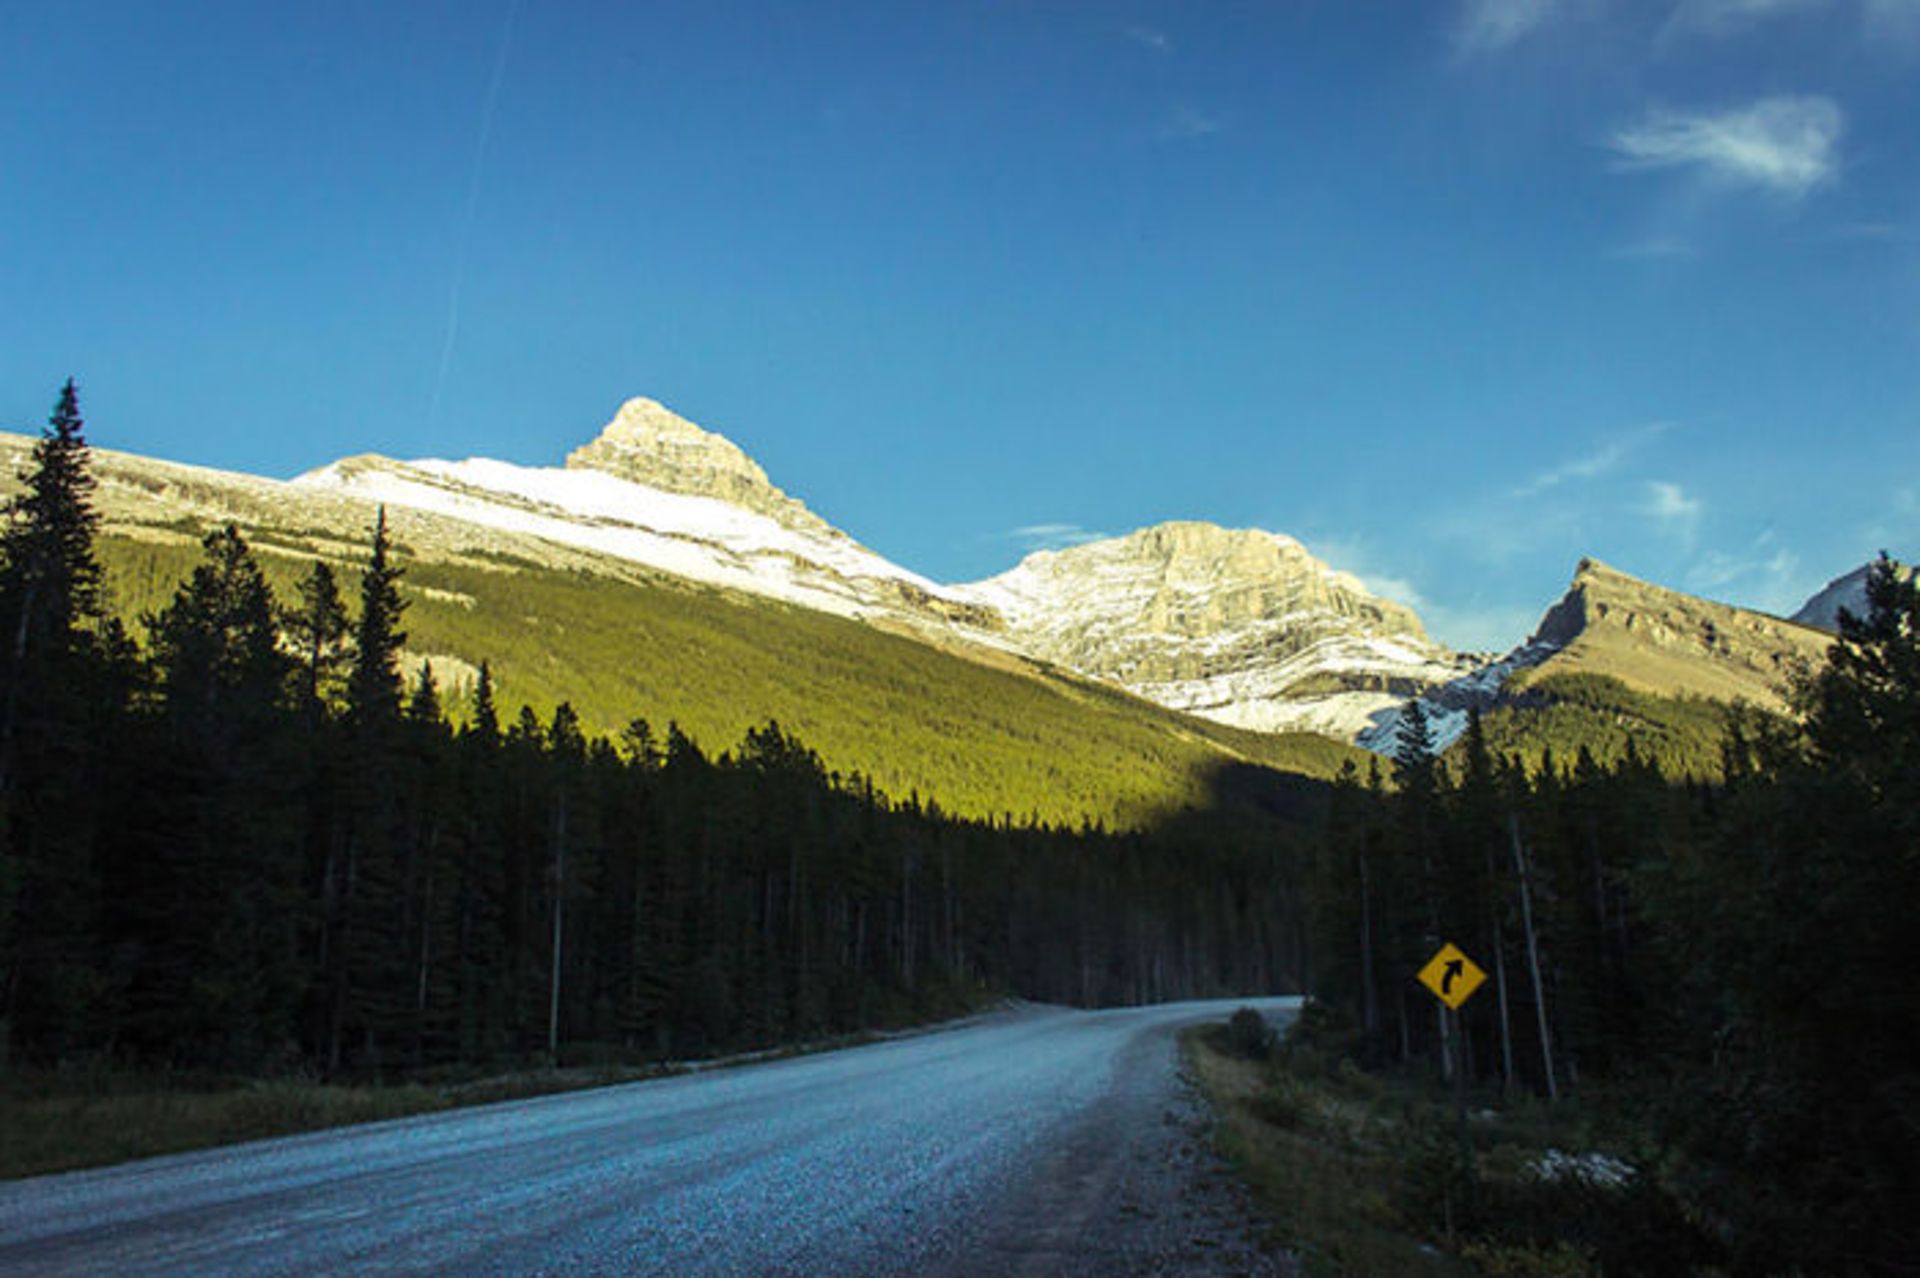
[
  {"x1": 959, "y1": 521, "x2": 1469, "y2": 739},
  {"x1": 565, "y1": 397, "x2": 829, "y2": 535},
  {"x1": 1792, "y1": 559, "x2": 1916, "y2": 632},
  {"x1": 1524, "y1": 554, "x2": 1827, "y2": 709}
]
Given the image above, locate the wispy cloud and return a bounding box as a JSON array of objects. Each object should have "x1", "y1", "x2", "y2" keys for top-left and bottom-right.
[
  {"x1": 1510, "y1": 422, "x2": 1671, "y2": 499},
  {"x1": 1423, "y1": 602, "x2": 1546, "y2": 653},
  {"x1": 1452, "y1": 0, "x2": 1571, "y2": 55},
  {"x1": 1123, "y1": 23, "x2": 1172, "y2": 52},
  {"x1": 1857, "y1": 485, "x2": 1920, "y2": 558},
  {"x1": 1609, "y1": 235, "x2": 1699, "y2": 260},
  {"x1": 1684, "y1": 541, "x2": 1806, "y2": 613},
  {"x1": 1659, "y1": 0, "x2": 1830, "y2": 43},
  {"x1": 1307, "y1": 535, "x2": 1537, "y2": 651},
  {"x1": 1152, "y1": 104, "x2": 1224, "y2": 141},
  {"x1": 1644, "y1": 480, "x2": 1704, "y2": 541},
  {"x1": 1863, "y1": 0, "x2": 1920, "y2": 39},
  {"x1": 1823, "y1": 220, "x2": 1910, "y2": 241},
  {"x1": 1608, "y1": 96, "x2": 1843, "y2": 196},
  {"x1": 1004, "y1": 523, "x2": 1106, "y2": 552}
]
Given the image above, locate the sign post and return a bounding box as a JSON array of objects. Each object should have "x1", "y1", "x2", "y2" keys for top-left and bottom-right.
[{"x1": 1418, "y1": 941, "x2": 1486, "y2": 1240}]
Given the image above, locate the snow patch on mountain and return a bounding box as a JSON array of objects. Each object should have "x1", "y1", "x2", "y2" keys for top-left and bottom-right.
[
  {"x1": 958, "y1": 522, "x2": 1474, "y2": 740},
  {"x1": 1355, "y1": 637, "x2": 1563, "y2": 756},
  {"x1": 291, "y1": 453, "x2": 974, "y2": 622}
]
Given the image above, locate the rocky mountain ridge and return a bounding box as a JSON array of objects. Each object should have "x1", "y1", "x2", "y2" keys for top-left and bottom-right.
[
  {"x1": 0, "y1": 395, "x2": 1858, "y2": 752},
  {"x1": 957, "y1": 522, "x2": 1475, "y2": 739},
  {"x1": 1360, "y1": 557, "x2": 1836, "y2": 753},
  {"x1": 564, "y1": 397, "x2": 833, "y2": 537},
  {"x1": 290, "y1": 398, "x2": 1474, "y2": 738}
]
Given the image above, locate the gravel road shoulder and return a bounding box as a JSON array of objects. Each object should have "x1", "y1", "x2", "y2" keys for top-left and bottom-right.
[{"x1": 935, "y1": 1009, "x2": 1298, "y2": 1277}]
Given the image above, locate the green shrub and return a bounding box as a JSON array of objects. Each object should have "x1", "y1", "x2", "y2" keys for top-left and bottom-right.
[{"x1": 1227, "y1": 1006, "x2": 1278, "y2": 1059}]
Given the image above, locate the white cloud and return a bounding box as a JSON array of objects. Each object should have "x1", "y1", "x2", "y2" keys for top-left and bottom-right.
[
  {"x1": 1123, "y1": 24, "x2": 1172, "y2": 52},
  {"x1": 1863, "y1": 0, "x2": 1920, "y2": 37},
  {"x1": 1510, "y1": 422, "x2": 1671, "y2": 499},
  {"x1": 1609, "y1": 236, "x2": 1699, "y2": 259},
  {"x1": 1684, "y1": 538, "x2": 1809, "y2": 614},
  {"x1": 1360, "y1": 573, "x2": 1429, "y2": 611},
  {"x1": 1608, "y1": 96, "x2": 1843, "y2": 196},
  {"x1": 1004, "y1": 523, "x2": 1106, "y2": 552},
  {"x1": 1423, "y1": 603, "x2": 1545, "y2": 653},
  {"x1": 1644, "y1": 480, "x2": 1704, "y2": 536},
  {"x1": 1453, "y1": 0, "x2": 1570, "y2": 54},
  {"x1": 1660, "y1": 0, "x2": 1830, "y2": 42},
  {"x1": 1303, "y1": 536, "x2": 1536, "y2": 651},
  {"x1": 1153, "y1": 105, "x2": 1224, "y2": 140}
]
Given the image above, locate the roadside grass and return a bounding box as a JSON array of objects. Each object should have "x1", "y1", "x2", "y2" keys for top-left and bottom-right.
[
  {"x1": 0, "y1": 1005, "x2": 1002, "y2": 1181},
  {"x1": 1185, "y1": 1024, "x2": 1466, "y2": 1276},
  {"x1": 1184, "y1": 1008, "x2": 1716, "y2": 1277},
  {"x1": 0, "y1": 1062, "x2": 675, "y2": 1181}
]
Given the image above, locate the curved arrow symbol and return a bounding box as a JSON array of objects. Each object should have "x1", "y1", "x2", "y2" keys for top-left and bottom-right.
[{"x1": 1441, "y1": 958, "x2": 1463, "y2": 996}]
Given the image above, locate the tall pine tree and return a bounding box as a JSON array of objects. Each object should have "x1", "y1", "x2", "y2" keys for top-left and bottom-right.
[{"x1": 0, "y1": 381, "x2": 115, "y2": 1061}]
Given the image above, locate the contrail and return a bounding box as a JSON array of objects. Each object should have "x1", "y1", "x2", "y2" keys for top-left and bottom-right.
[{"x1": 427, "y1": 0, "x2": 522, "y2": 434}]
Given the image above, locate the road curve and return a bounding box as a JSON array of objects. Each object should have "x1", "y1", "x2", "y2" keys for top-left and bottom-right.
[{"x1": 0, "y1": 997, "x2": 1298, "y2": 1277}]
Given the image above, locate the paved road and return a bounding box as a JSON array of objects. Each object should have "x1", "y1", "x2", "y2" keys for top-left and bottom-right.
[{"x1": 0, "y1": 997, "x2": 1298, "y2": 1277}]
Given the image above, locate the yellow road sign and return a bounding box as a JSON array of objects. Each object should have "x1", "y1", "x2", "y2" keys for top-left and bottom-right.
[{"x1": 1418, "y1": 942, "x2": 1486, "y2": 1010}]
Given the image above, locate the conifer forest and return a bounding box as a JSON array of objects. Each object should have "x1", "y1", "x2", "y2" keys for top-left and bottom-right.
[{"x1": 3, "y1": 385, "x2": 1916, "y2": 1271}]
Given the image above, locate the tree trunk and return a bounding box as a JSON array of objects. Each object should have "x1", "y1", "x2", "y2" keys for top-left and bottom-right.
[
  {"x1": 548, "y1": 792, "x2": 566, "y2": 1059},
  {"x1": 1510, "y1": 812, "x2": 1558, "y2": 1102}
]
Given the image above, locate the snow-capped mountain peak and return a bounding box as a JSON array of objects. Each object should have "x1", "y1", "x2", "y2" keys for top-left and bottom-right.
[
  {"x1": 956, "y1": 521, "x2": 1473, "y2": 739},
  {"x1": 1791, "y1": 559, "x2": 1916, "y2": 632},
  {"x1": 291, "y1": 400, "x2": 987, "y2": 627},
  {"x1": 563, "y1": 396, "x2": 829, "y2": 537}
]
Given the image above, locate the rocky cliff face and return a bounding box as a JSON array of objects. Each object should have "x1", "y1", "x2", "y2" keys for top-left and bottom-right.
[
  {"x1": 1527, "y1": 558, "x2": 1829, "y2": 710},
  {"x1": 1359, "y1": 556, "x2": 1834, "y2": 754},
  {"x1": 564, "y1": 397, "x2": 831, "y2": 537},
  {"x1": 958, "y1": 522, "x2": 1474, "y2": 738}
]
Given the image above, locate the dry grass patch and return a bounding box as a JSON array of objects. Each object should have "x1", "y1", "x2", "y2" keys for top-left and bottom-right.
[{"x1": 1185, "y1": 1025, "x2": 1463, "y2": 1277}]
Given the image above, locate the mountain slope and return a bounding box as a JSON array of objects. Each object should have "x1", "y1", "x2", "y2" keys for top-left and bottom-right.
[
  {"x1": 1517, "y1": 558, "x2": 1830, "y2": 710},
  {"x1": 292, "y1": 398, "x2": 997, "y2": 632},
  {"x1": 1361, "y1": 558, "x2": 1834, "y2": 769},
  {"x1": 958, "y1": 522, "x2": 1473, "y2": 739},
  {"x1": 0, "y1": 430, "x2": 1365, "y2": 830}
]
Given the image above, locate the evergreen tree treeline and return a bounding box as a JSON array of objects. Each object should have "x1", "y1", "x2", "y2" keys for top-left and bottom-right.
[
  {"x1": 1303, "y1": 556, "x2": 1920, "y2": 1275},
  {"x1": 0, "y1": 384, "x2": 1299, "y2": 1078}
]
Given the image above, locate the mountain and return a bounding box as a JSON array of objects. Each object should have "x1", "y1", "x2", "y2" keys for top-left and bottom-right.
[
  {"x1": 0, "y1": 420, "x2": 1368, "y2": 830},
  {"x1": 1516, "y1": 558, "x2": 1830, "y2": 709},
  {"x1": 8, "y1": 392, "x2": 1837, "y2": 794},
  {"x1": 1792, "y1": 559, "x2": 1917, "y2": 631},
  {"x1": 958, "y1": 522, "x2": 1474, "y2": 739},
  {"x1": 133, "y1": 396, "x2": 1473, "y2": 742},
  {"x1": 1359, "y1": 557, "x2": 1834, "y2": 769},
  {"x1": 293, "y1": 397, "x2": 997, "y2": 632}
]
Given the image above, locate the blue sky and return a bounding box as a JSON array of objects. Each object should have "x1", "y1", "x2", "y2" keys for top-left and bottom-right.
[{"x1": 3, "y1": 0, "x2": 1916, "y2": 650}]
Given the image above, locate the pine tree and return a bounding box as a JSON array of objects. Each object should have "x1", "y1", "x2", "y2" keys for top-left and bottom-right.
[
  {"x1": 1649, "y1": 552, "x2": 1920, "y2": 1269},
  {"x1": 347, "y1": 508, "x2": 407, "y2": 732},
  {"x1": 406, "y1": 661, "x2": 441, "y2": 726},
  {"x1": 329, "y1": 507, "x2": 412, "y2": 1073},
  {"x1": 129, "y1": 524, "x2": 300, "y2": 1065},
  {"x1": 0, "y1": 381, "x2": 114, "y2": 1061},
  {"x1": 148, "y1": 525, "x2": 288, "y2": 727},
  {"x1": 0, "y1": 379, "x2": 104, "y2": 791},
  {"x1": 469, "y1": 661, "x2": 499, "y2": 743},
  {"x1": 286, "y1": 560, "x2": 350, "y2": 721}
]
